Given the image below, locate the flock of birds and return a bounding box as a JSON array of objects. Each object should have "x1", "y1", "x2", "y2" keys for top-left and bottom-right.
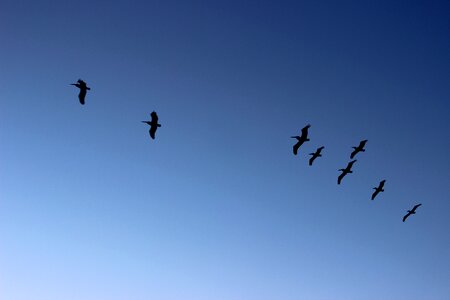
[
  {"x1": 290, "y1": 124, "x2": 422, "y2": 222},
  {"x1": 72, "y1": 79, "x2": 422, "y2": 223}
]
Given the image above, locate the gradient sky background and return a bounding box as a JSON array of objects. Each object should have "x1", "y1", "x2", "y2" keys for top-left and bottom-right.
[{"x1": 1, "y1": 1, "x2": 449, "y2": 299}]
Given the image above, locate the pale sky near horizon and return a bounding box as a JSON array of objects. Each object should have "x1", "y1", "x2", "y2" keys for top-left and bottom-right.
[{"x1": 1, "y1": 1, "x2": 449, "y2": 299}]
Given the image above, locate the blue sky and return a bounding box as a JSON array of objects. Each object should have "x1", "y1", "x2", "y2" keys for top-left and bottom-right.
[{"x1": 1, "y1": 1, "x2": 449, "y2": 299}]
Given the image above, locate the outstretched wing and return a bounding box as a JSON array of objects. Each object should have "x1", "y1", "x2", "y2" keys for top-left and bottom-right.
[
  {"x1": 78, "y1": 89, "x2": 86, "y2": 105},
  {"x1": 347, "y1": 160, "x2": 357, "y2": 169},
  {"x1": 412, "y1": 204, "x2": 422, "y2": 212},
  {"x1": 151, "y1": 111, "x2": 158, "y2": 123},
  {"x1": 360, "y1": 140, "x2": 368, "y2": 147},
  {"x1": 293, "y1": 141, "x2": 301, "y2": 155},
  {"x1": 371, "y1": 190, "x2": 379, "y2": 200},
  {"x1": 300, "y1": 124, "x2": 310, "y2": 140},
  {"x1": 338, "y1": 172, "x2": 345, "y2": 185},
  {"x1": 402, "y1": 212, "x2": 411, "y2": 222},
  {"x1": 149, "y1": 125, "x2": 157, "y2": 139},
  {"x1": 309, "y1": 156, "x2": 314, "y2": 166},
  {"x1": 350, "y1": 149, "x2": 357, "y2": 159}
]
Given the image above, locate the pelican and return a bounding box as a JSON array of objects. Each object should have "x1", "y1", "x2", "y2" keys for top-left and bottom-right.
[
  {"x1": 291, "y1": 124, "x2": 311, "y2": 155},
  {"x1": 338, "y1": 160, "x2": 357, "y2": 185},
  {"x1": 308, "y1": 146, "x2": 324, "y2": 166},
  {"x1": 70, "y1": 79, "x2": 90, "y2": 105},
  {"x1": 142, "y1": 111, "x2": 161, "y2": 139},
  {"x1": 371, "y1": 180, "x2": 386, "y2": 200},
  {"x1": 350, "y1": 139, "x2": 368, "y2": 159},
  {"x1": 402, "y1": 204, "x2": 422, "y2": 222}
]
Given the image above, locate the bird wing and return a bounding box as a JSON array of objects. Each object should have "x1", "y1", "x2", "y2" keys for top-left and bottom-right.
[
  {"x1": 412, "y1": 204, "x2": 422, "y2": 212},
  {"x1": 78, "y1": 89, "x2": 86, "y2": 105},
  {"x1": 348, "y1": 160, "x2": 356, "y2": 169},
  {"x1": 371, "y1": 190, "x2": 378, "y2": 200},
  {"x1": 338, "y1": 172, "x2": 345, "y2": 184},
  {"x1": 299, "y1": 125, "x2": 310, "y2": 140},
  {"x1": 379, "y1": 180, "x2": 385, "y2": 188},
  {"x1": 309, "y1": 156, "x2": 314, "y2": 166},
  {"x1": 293, "y1": 141, "x2": 301, "y2": 155},
  {"x1": 402, "y1": 213, "x2": 409, "y2": 222},
  {"x1": 151, "y1": 112, "x2": 159, "y2": 123},
  {"x1": 350, "y1": 149, "x2": 357, "y2": 159},
  {"x1": 301, "y1": 124, "x2": 310, "y2": 134},
  {"x1": 149, "y1": 125, "x2": 157, "y2": 139}
]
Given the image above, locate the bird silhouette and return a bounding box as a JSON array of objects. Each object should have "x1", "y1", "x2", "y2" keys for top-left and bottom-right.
[
  {"x1": 371, "y1": 180, "x2": 386, "y2": 200},
  {"x1": 291, "y1": 124, "x2": 311, "y2": 155},
  {"x1": 142, "y1": 111, "x2": 161, "y2": 139},
  {"x1": 350, "y1": 139, "x2": 368, "y2": 159},
  {"x1": 308, "y1": 146, "x2": 324, "y2": 166},
  {"x1": 338, "y1": 160, "x2": 357, "y2": 184},
  {"x1": 70, "y1": 79, "x2": 90, "y2": 105},
  {"x1": 402, "y1": 204, "x2": 422, "y2": 222}
]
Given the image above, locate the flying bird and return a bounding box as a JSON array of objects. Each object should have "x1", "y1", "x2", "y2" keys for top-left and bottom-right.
[
  {"x1": 142, "y1": 111, "x2": 161, "y2": 139},
  {"x1": 338, "y1": 160, "x2": 357, "y2": 185},
  {"x1": 291, "y1": 124, "x2": 311, "y2": 155},
  {"x1": 350, "y1": 139, "x2": 368, "y2": 159},
  {"x1": 402, "y1": 204, "x2": 422, "y2": 222},
  {"x1": 70, "y1": 79, "x2": 90, "y2": 105},
  {"x1": 371, "y1": 180, "x2": 386, "y2": 200},
  {"x1": 309, "y1": 146, "x2": 324, "y2": 166}
]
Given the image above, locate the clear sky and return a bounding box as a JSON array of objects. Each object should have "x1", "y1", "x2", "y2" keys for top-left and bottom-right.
[{"x1": 1, "y1": 1, "x2": 449, "y2": 299}]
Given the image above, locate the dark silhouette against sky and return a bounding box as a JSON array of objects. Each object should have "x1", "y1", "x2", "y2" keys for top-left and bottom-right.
[
  {"x1": 350, "y1": 139, "x2": 367, "y2": 159},
  {"x1": 1, "y1": 1, "x2": 449, "y2": 299},
  {"x1": 403, "y1": 204, "x2": 422, "y2": 222},
  {"x1": 142, "y1": 111, "x2": 161, "y2": 140},
  {"x1": 70, "y1": 79, "x2": 90, "y2": 105},
  {"x1": 291, "y1": 124, "x2": 311, "y2": 155},
  {"x1": 371, "y1": 179, "x2": 386, "y2": 200},
  {"x1": 308, "y1": 146, "x2": 324, "y2": 166},
  {"x1": 337, "y1": 159, "x2": 357, "y2": 185}
]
